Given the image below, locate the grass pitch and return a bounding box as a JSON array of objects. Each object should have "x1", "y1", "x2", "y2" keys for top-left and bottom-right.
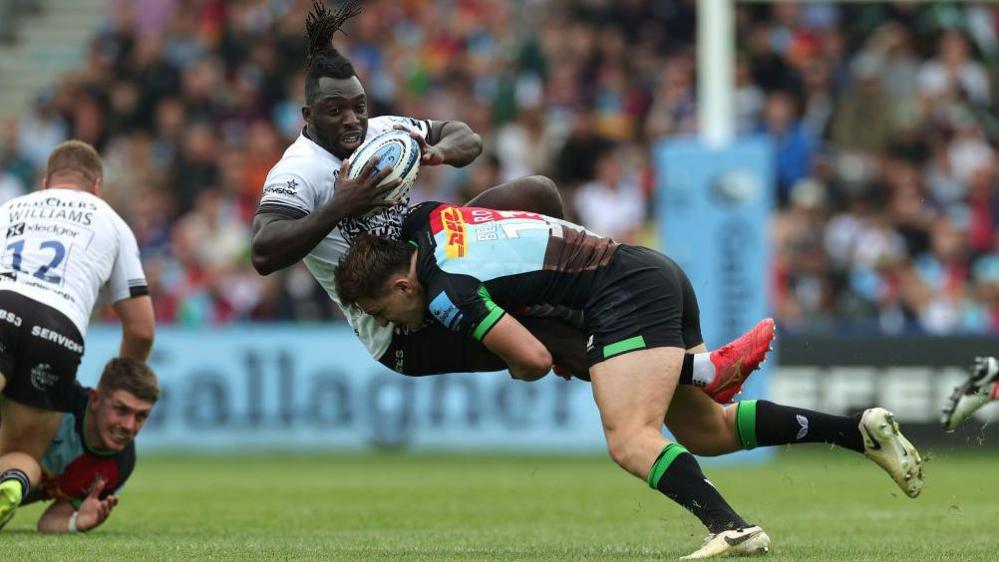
[{"x1": 4, "y1": 448, "x2": 998, "y2": 560}]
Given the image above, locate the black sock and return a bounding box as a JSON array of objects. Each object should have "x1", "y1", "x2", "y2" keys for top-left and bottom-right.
[
  {"x1": 734, "y1": 400, "x2": 864, "y2": 453},
  {"x1": 0, "y1": 468, "x2": 30, "y2": 498},
  {"x1": 680, "y1": 354, "x2": 694, "y2": 385},
  {"x1": 648, "y1": 444, "x2": 749, "y2": 534}
]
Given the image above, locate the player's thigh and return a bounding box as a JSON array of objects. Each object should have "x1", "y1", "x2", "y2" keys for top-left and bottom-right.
[
  {"x1": 590, "y1": 347, "x2": 685, "y2": 432},
  {"x1": 464, "y1": 175, "x2": 563, "y2": 218},
  {"x1": 0, "y1": 398, "x2": 63, "y2": 458}
]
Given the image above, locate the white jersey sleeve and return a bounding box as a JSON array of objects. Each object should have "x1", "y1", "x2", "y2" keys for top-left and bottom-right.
[
  {"x1": 366, "y1": 116, "x2": 432, "y2": 141},
  {"x1": 257, "y1": 168, "x2": 318, "y2": 220},
  {"x1": 106, "y1": 215, "x2": 148, "y2": 303}
]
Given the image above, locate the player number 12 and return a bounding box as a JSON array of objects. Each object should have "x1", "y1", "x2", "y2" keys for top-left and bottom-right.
[{"x1": 6, "y1": 239, "x2": 66, "y2": 283}]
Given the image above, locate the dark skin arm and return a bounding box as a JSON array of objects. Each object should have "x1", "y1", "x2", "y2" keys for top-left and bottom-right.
[
  {"x1": 251, "y1": 156, "x2": 402, "y2": 275},
  {"x1": 396, "y1": 120, "x2": 482, "y2": 168}
]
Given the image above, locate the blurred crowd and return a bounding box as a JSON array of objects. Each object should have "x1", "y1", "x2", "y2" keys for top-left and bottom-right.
[{"x1": 0, "y1": 0, "x2": 998, "y2": 335}]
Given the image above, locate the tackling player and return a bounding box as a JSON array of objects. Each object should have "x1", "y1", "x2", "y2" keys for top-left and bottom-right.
[
  {"x1": 0, "y1": 141, "x2": 154, "y2": 530},
  {"x1": 941, "y1": 356, "x2": 999, "y2": 431},
  {"x1": 336, "y1": 203, "x2": 927, "y2": 559},
  {"x1": 250, "y1": 1, "x2": 772, "y2": 393},
  {"x1": 3, "y1": 357, "x2": 158, "y2": 533}
]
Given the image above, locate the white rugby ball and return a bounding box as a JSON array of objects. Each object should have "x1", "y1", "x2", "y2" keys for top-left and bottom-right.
[{"x1": 346, "y1": 129, "x2": 421, "y2": 205}]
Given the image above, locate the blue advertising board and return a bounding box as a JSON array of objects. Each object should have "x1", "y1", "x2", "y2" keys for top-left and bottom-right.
[
  {"x1": 656, "y1": 136, "x2": 775, "y2": 458},
  {"x1": 77, "y1": 325, "x2": 607, "y2": 452}
]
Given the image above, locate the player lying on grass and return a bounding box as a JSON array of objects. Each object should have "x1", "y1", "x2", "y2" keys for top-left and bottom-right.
[
  {"x1": 250, "y1": 1, "x2": 771, "y2": 397},
  {"x1": 0, "y1": 141, "x2": 154, "y2": 529},
  {"x1": 942, "y1": 356, "x2": 999, "y2": 431},
  {"x1": 0, "y1": 357, "x2": 157, "y2": 533},
  {"x1": 336, "y1": 203, "x2": 927, "y2": 559}
]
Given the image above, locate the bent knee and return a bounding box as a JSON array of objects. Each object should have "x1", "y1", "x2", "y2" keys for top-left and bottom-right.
[
  {"x1": 523, "y1": 175, "x2": 563, "y2": 218},
  {"x1": 525, "y1": 174, "x2": 558, "y2": 193}
]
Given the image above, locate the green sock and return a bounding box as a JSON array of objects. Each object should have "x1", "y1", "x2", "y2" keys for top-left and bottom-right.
[{"x1": 734, "y1": 400, "x2": 759, "y2": 450}]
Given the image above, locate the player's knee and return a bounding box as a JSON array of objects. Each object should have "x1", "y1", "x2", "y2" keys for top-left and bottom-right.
[
  {"x1": 603, "y1": 427, "x2": 647, "y2": 470},
  {"x1": 605, "y1": 437, "x2": 631, "y2": 469}
]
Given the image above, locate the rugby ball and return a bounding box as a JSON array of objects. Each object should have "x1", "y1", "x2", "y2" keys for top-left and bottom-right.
[{"x1": 346, "y1": 129, "x2": 421, "y2": 205}]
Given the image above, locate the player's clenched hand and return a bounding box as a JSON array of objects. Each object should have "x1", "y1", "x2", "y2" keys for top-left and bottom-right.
[
  {"x1": 393, "y1": 124, "x2": 445, "y2": 166},
  {"x1": 76, "y1": 478, "x2": 119, "y2": 532},
  {"x1": 328, "y1": 155, "x2": 403, "y2": 218}
]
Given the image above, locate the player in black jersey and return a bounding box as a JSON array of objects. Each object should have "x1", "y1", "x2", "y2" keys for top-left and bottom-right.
[{"x1": 337, "y1": 203, "x2": 928, "y2": 559}]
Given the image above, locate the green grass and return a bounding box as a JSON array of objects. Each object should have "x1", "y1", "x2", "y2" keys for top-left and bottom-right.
[{"x1": 4, "y1": 449, "x2": 998, "y2": 560}]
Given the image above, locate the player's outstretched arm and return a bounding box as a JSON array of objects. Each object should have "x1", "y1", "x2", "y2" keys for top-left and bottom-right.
[
  {"x1": 36, "y1": 481, "x2": 119, "y2": 533},
  {"x1": 482, "y1": 315, "x2": 553, "y2": 381},
  {"x1": 251, "y1": 157, "x2": 401, "y2": 275},
  {"x1": 113, "y1": 295, "x2": 154, "y2": 362},
  {"x1": 425, "y1": 120, "x2": 482, "y2": 168}
]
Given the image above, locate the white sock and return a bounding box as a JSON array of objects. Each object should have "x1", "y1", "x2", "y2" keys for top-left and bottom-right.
[{"x1": 692, "y1": 352, "x2": 714, "y2": 387}]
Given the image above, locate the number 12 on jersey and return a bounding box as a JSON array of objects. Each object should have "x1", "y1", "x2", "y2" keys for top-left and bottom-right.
[{"x1": 3, "y1": 239, "x2": 69, "y2": 284}]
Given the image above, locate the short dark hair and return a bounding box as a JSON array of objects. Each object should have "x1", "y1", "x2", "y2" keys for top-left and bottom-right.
[
  {"x1": 45, "y1": 140, "x2": 103, "y2": 185},
  {"x1": 304, "y1": 0, "x2": 363, "y2": 105},
  {"x1": 336, "y1": 234, "x2": 416, "y2": 306},
  {"x1": 98, "y1": 357, "x2": 160, "y2": 403}
]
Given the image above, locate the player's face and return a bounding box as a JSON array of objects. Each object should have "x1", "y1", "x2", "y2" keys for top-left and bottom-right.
[
  {"x1": 304, "y1": 76, "x2": 369, "y2": 160},
  {"x1": 92, "y1": 389, "x2": 154, "y2": 451},
  {"x1": 359, "y1": 284, "x2": 425, "y2": 330}
]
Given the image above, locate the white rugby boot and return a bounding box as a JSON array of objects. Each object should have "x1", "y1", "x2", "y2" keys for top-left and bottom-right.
[
  {"x1": 859, "y1": 408, "x2": 924, "y2": 498},
  {"x1": 941, "y1": 356, "x2": 999, "y2": 432},
  {"x1": 680, "y1": 525, "x2": 771, "y2": 559}
]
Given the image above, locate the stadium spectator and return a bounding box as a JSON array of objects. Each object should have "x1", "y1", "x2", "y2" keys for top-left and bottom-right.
[{"x1": 0, "y1": 1, "x2": 995, "y2": 336}]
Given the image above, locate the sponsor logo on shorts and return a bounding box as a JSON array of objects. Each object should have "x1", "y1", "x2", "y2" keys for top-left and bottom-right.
[
  {"x1": 30, "y1": 363, "x2": 58, "y2": 391},
  {"x1": 31, "y1": 325, "x2": 84, "y2": 354},
  {"x1": 0, "y1": 309, "x2": 22, "y2": 327},
  {"x1": 440, "y1": 206, "x2": 466, "y2": 258},
  {"x1": 586, "y1": 335, "x2": 594, "y2": 352},
  {"x1": 394, "y1": 349, "x2": 405, "y2": 373}
]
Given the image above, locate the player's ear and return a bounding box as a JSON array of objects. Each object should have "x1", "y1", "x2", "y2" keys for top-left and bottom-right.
[
  {"x1": 394, "y1": 276, "x2": 411, "y2": 294},
  {"x1": 93, "y1": 177, "x2": 103, "y2": 196},
  {"x1": 88, "y1": 388, "x2": 100, "y2": 408},
  {"x1": 301, "y1": 104, "x2": 312, "y2": 122}
]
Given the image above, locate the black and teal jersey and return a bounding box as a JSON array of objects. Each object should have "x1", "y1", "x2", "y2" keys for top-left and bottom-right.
[
  {"x1": 20, "y1": 384, "x2": 136, "y2": 507},
  {"x1": 403, "y1": 202, "x2": 620, "y2": 342}
]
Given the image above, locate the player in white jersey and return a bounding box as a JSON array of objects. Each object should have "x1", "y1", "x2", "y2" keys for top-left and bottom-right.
[
  {"x1": 0, "y1": 141, "x2": 154, "y2": 530},
  {"x1": 251, "y1": 2, "x2": 773, "y2": 390},
  {"x1": 251, "y1": 2, "x2": 579, "y2": 375}
]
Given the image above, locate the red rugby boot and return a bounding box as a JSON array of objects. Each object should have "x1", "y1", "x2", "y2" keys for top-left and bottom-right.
[{"x1": 702, "y1": 318, "x2": 776, "y2": 403}]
